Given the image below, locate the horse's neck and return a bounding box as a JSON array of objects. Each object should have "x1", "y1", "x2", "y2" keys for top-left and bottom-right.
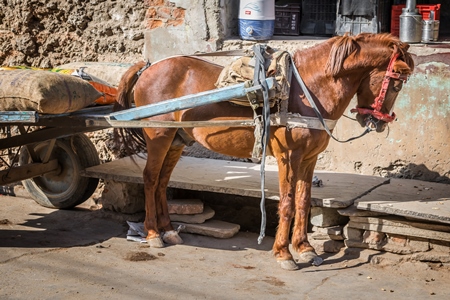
[{"x1": 293, "y1": 44, "x2": 360, "y2": 120}]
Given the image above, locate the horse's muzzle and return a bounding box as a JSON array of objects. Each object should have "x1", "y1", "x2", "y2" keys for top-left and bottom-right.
[{"x1": 356, "y1": 114, "x2": 388, "y2": 133}]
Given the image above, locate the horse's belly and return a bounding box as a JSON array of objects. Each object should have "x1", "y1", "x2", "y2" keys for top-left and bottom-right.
[{"x1": 189, "y1": 127, "x2": 255, "y2": 158}]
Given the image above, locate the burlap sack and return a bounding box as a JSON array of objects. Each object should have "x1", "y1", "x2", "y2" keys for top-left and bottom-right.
[
  {"x1": 214, "y1": 49, "x2": 291, "y2": 107},
  {"x1": 56, "y1": 61, "x2": 133, "y2": 87},
  {"x1": 54, "y1": 68, "x2": 118, "y2": 105},
  {"x1": 0, "y1": 69, "x2": 102, "y2": 114}
]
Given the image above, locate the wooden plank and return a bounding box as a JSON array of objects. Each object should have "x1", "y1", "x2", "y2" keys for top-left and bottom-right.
[
  {"x1": 82, "y1": 155, "x2": 389, "y2": 208},
  {"x1": 354, "y1": 178, "x2": 450, "y2": 224},
  {"x1": 0, "y1": 126, "x2": 105, "y2": 150}
]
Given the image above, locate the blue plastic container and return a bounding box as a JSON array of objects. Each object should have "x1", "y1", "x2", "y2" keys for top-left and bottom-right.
[{"x1": 239, "y1": 0, "x2": 275, "y2": 41}]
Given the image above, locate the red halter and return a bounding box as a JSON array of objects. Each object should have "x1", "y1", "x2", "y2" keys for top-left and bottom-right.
[{"x1": 351, "y1": 52, "x2": 409, "y2": 123}]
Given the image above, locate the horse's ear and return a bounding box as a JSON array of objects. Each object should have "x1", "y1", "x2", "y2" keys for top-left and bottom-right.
[
  {"x1": 400, "y1": 42, "x2": 410, "y2": 52},
  {"x1": 393, "y1": 60, "x2": 413, "y2": 75}
]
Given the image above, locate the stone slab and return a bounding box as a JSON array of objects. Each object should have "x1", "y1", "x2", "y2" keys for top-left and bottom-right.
[
  {"x1": 338, "y1": 205, "x2": 389, "y2": 217},
  {"x1": 172, "y1": 219, "x2": 240, "y2": 239},
  {"x1": 168, "y1": 199, "x2": 203, "y2": 215},
  {"x1": 354, "y1": 178, "x2": 450, "y2": 224},
  {"x1": 346, "y1": 231, "x2": 432, "y2": 255},
  {"x1": 170, "y1": 206, "x2": 215, "y2": 224},
  {"x1": 350, "y1": 216, "x2": 450, "y2": 233},
  {"x1": 310, "y1": 231, "x2": 344, "y2": 241},
  {"x1": 310, "y1": 207, "x2": 349, "y2": 227},
  {"x1": 311, "y1": 225, "x2": 344, "y2": 240},
  {"x1": 343, "y1": 225, "x2": 364, "y2": 241},
  {"x1": 82, "y1": 155, "x2": 388, "y2": 208},
  {"x1": 312, "y1": 225, "x2": 343, "y2": 236},
  {"x1": 348, "y1": 220, "x2": 450, "y2": 243}
]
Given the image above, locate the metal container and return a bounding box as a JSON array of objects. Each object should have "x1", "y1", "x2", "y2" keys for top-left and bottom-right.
[
  {"x1": 399, "y1": 8, "x2": 422, "y2": 43},
  {"x1": 422, "y1": 20, "x2": 440, "y2": 42},
  {"x1": 433, "y1": 20, "x2": 440, "y2": 41},
  {"x1": 422, "y1": 20, "x2": 434, "y2": 42},
  {"x1": 239, "y1": 0, "x2": 275, "y2": 41}
]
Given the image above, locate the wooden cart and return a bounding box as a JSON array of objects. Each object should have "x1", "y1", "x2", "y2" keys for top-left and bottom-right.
[{"x1": 0, "y1": 78, "x2": 274, "y2": 209}]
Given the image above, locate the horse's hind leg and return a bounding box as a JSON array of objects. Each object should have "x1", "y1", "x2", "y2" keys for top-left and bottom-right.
[
  {"x1": 155, "y1": 144, "x2": 185, "y2": 245},
  {"x1": 142, "y1": 127, "x2": 178, "y2": 247}
]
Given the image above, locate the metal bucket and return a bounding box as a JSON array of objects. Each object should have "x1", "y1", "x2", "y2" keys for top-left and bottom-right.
[
  {"x1": 433, "y1": 20, "x2": 440, "y2": 41},
  {"x1": 421, "y1": 20, "x2": 440, "y2": 43},
  {"x1": 399, "y1": 8, "x2": 422, "y2": 43},
  {"x1": 422, "y1": 20, "x2": 434, "y2": 42}
]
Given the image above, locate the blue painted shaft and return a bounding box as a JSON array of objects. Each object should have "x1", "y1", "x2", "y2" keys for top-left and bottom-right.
[
  {"x1": 109, "y1": 78, "x2": 274, "y2": 121},
  {"x1": 0, "y1": 111, "x2": 38, "y2": 123}
]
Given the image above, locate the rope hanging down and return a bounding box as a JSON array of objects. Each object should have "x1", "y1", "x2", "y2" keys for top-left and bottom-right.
[{"x1": 252, "y1": 44, "x2": 271, "y2": 245}]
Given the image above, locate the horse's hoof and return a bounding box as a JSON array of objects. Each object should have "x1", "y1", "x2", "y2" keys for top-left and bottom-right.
[
  {"x1": 162, "y1": 230, "x2": 183, "y2": 245},
  {"x1": 297, "y1": 251, "x2": 324, "y2": 266},
  {"x1": 277, "y1": 259, "x2": 299, "y2": 271},
  {"x1": 147, "y1": 236, "x2": 164, "y2": 248}
]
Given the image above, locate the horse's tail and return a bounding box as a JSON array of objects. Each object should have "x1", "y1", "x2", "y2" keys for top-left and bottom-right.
[{"x1": 113, "y1": 61, "x2": 147, "y2": 156}]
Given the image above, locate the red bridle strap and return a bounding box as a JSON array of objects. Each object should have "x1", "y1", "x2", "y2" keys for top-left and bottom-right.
[{"x1": 351, "y1": 52, "x2": 408, "y2": 123}]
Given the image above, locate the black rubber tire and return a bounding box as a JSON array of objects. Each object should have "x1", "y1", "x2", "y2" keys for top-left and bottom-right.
[{"x1": 19, "y1": 134, "x2": 100, "y2": 209}]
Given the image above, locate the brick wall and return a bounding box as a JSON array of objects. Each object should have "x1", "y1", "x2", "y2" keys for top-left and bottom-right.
[{"x1": 145, "y1": 0, "x2": 186, "y2": 29}]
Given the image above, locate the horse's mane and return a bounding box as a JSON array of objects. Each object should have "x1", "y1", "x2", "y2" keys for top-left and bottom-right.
[{"x1": 323, "y1": 33, "x2": 414, "y2": 77}]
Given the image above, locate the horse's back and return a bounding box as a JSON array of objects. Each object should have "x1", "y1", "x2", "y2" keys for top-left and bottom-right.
[{"x1": 134, "y1": 56, "x2": 223, "y2": 107}]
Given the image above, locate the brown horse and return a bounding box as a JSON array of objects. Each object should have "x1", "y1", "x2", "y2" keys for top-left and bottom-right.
[{"x1": 114, "y1": 33, "x2": 414, "y2": 270}]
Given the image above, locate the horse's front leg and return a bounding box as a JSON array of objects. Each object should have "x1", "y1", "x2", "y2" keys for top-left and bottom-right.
[
  {"x1": 273, "y1": 156, "x2": 299, "y2": 271},
  {"x1": 291, "y1": 157, "x2": 323, "y2": 266}
]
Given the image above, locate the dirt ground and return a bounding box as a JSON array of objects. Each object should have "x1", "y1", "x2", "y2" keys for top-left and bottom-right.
[{"x1": 1, "y1": 194, "x2": 450, "y2": 300}]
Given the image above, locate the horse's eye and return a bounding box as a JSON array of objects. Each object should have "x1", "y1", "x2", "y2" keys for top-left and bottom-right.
[{"x1": 393, "y1": 85, "x2": 402, "y2": 92}]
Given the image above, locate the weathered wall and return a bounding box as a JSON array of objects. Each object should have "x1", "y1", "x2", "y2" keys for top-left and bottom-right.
[
  {"x1": 0, "y1": 0, "x2": 148, "y2": 67},
  {"x1": 0, "y1": 0, "x2": 448, "y2": 183},
  {"x1": 0, "y1": 0, "x2": 234, "y2": 66},
  {"x1": 143, "y1": 0, "x2": 236, "y2": 61}
]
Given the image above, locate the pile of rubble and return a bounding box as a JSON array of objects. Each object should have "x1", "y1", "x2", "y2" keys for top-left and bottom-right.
[
  {"x1": 169, "y1": 198, "x2": 240, "y2": 239},
  {"x1": 308, "y1": 178, "x2": 450, "y2": 264}
]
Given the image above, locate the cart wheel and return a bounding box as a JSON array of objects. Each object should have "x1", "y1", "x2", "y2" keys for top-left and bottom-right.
[{"x1": 19, "y1": 134, "x2": 100, "y2": 209}]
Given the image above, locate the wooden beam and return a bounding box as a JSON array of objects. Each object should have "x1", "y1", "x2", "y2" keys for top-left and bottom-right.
[{"x1": 0, "y1": 159, "x2": 59, "y2": 185}]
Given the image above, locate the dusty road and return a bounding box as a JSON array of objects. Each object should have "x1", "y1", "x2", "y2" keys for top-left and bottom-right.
[{"x1": 1, "y1": 194, "x2": 449, "y2": 300}]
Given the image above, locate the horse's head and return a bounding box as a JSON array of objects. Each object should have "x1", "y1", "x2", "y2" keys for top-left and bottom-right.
[{"x1": 326, "y1": 33, "x2": 414, "y2": 133}]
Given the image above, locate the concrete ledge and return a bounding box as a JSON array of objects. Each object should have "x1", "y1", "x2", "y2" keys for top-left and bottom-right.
[{"x1": 82, "y1": 155, "x2": 389, "y2": 209}]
